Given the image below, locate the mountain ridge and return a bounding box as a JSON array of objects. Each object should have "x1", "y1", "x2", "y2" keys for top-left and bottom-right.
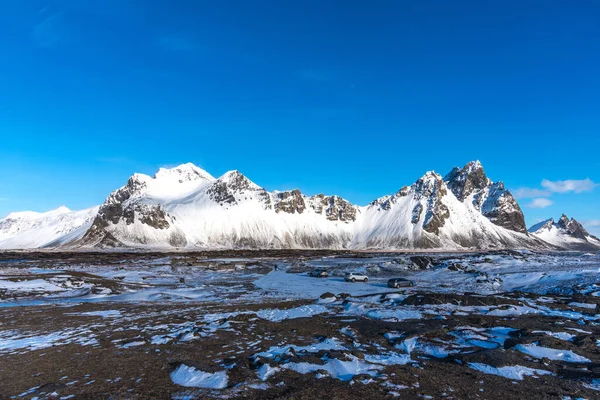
[{"x1": 0, "y1": 162, "x2": 597, "y2": 251}]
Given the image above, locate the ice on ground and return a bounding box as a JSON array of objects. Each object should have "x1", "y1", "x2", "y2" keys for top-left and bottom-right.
[
  {"x1": 253, "y1": 338, "x2": 347, "y2": 359},
  {"x1": 0, "y1": 278, "x2": 65, "y2": 292},
  {"x1": 365, "y1": 308, "x2": 423, "y2": 321},
  {"x1": 247, "y1": 382, "x2": 270, "y2": 390},
  {"x1": 397, "y1": 337, "x2": 418, "y2": 354},
  {"x1": 254, "y1": 270, "x2": 397, "y2": 299},
  {"x1": 515, "y1": 343, "x2": 591, "y2": 363},
  {"x1": 363, "y1": 352, "x2": 413, "y2": 365},
  {"x1": 419, "y1": 343, "x2": 459, "y2": 358},
  {"x1": 256, "y1": 364, "x2": 281, "y2": 381},
  {"x1": 567, "y1": 302, "x2": 596, "y2": 309},
  {"x1": 532, "y1": 331, "x2": 576, "y2": 342},
  {"x1": 67, "y1": 310, "x2": 122, "y2": 318},
  {"x1": 565, "y1": 327, "x2": 592, "y2": 334},
  {"x1": 170, "y1": 365, "x2": 228, "y2": 389},
  {"x1": 468, "y1": 363, "x2": 553, "y2": 380},
  {"x1": 384, "y1": 331, "x2": 404, "y2": 341},
  {"x1": 584, "y1": 379, "x2": 600, "y2": 391},
  {"x1": 450, "y1": 326, "x2": 517, "y2": 349},
  {"x1": 0, "y1": 328, "x2": 98, "y2": 353},
  {"x1": 282, "y1": 356, "x2": 382, "y2": 381},
  {"x1": 120, "y1": 341, "x2": 145, "y2": 348},
  {"x1": 256, "y1": 304, "x2": 328, "y2": 322}
]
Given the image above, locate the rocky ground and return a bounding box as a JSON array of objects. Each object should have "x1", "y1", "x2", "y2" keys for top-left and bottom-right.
[{"x1": 1, "y1": 251, "x2": 599, "y2": 399}]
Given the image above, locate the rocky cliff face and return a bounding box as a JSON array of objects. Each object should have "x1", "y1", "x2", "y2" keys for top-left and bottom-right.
[
  {"x1": 445, "y1": 161, "x2": 527, "y2": 233},
  {"x1": 207, "y1": 171, "x2": 271, "y2": 209},
  {"x1": 413, "y1": 172, "x2": 450, "y2": 235},
  {"x1": 273, "y1": 190, "x2": 306, "y2": 214},
  {"x1": 308, "y1": 195, "x2": 358, "y2": 222},
  {"x1": 555, "y1": 214, "x2": 590, "y2": 240},
  {"x1": 80, "y1": 164, "x2": 213, "y2": 248}
]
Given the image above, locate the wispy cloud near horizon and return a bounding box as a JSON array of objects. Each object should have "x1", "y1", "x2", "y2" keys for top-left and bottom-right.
[
  {"x1": 513, "y1": 178, "x2": 598, "y2": 200},
  {"x1": 526, "y1": 198, "x2": 553, "y2": 209},
  {"x1": 513, "y1": 187, "x2": 551, "y2": 199},
  {"x1": 541, "y1": 178, "x2": 598, "y2": 194}
]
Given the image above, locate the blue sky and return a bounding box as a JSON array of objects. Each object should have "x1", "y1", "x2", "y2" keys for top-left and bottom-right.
[{"x1": 1, "y1": 1, "x2": 599, "y2": 235}]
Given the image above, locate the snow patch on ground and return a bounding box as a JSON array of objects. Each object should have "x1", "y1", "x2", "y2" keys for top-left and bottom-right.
[
  {"x1": 256, "y1": 304, "x2": 329, "y2": 322},
  {"x1": 515, "y1": 343, "x2": 591, "y2": 363},
  {"x1": 67, "y1": 310, "x2": 122, "y2": 318},
  {"x1": 170, "y1": 365, "x2": 228, "y2": 389},
  {"x1": 468, "y1": 363, "x2": 553, "y2": 380},
  {"x1": 282, "y1": 356, "x2": 382, "y2": 381},
  {"x1": 253, "y1": 338, "x2": 347, "y2": 359}
]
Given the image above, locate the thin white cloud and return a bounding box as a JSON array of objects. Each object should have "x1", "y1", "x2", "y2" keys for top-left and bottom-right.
[
  {"x1": 541, "y1": 178, "x2": 598, "y2": 194},
  {"x1": 583, "y1": 220, "x2": 600, "y2": 227},
  {"x1": 526, "y1": 198, "x2": 553, "y2": 209},
  {"x1": 512, "y1": 187, "x2": 551, "y2": 199},
  {"x1": 0, "y1": 198, "x2": 9, "y2": 202}
]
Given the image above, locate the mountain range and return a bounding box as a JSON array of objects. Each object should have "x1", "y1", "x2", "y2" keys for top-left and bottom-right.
[{"x1": 1, "y1": 161, "x2": 598, "y2": 251}]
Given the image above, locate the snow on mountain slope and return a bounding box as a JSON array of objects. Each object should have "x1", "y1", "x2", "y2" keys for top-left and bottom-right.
[
  {"x1": 529, "y1": 215, "x2": 600, "y2": 251},
  {"x1": 79, "y1": 166, "x2": 358, "y2": 249},
  {"x1": 352, "y1": 171, "x2": 545, "y2": 249},
  {"x1": 0, "y1": 161, "x2": 585, "y2": 251},
  {"x1": 445, "y1": 161, "x2": 527, "y2": 233},
  {"x1": 0, "y1": 206, "x2": 99, "y2": 249},
  {"x1": 75, "y1": 163, "x2": 548, "y2": 250}
]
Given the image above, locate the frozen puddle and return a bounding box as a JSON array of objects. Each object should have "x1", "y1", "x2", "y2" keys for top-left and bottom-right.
[
  {"x1": 282, "y1": 355, "x2": 382, "y2": 381},
  {"x1": 468, "y1": 363, "x2": 553, "y2": 380},
  {"x1": 450, "y1": 326, "x2": 517, "y2": 349},
  {"x1": 364, "y1": 352, "x2": 413, "y2": 365},
  {"x1": 170, "y1": 365, "x2": 228, "y2": 389},
  {"x1": 67, "y1": 310, "x2": 122, "y2": 318},
  {"x1": 256, "y1": 364, "x2": 281, "y2": 381},
  {"x1": 532, "y1": 330, "x2": 576, "y2": 342},
  {"x1": 515, "y1": 343, "x2": 591, "y2": 363},
  {"x1": 0, "y1": 328, "x2": 98, "y2": 353},
  {"x1": 256, "y1": 304, "x2": 328, "y2": 322},
  {"x1": 253, "y1": 338, "x2": 347, "y2": 360}
]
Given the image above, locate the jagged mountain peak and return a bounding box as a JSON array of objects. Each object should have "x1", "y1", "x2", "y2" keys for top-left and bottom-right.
[
  {"x1": 528, "y1": 215, "x2": 598, "y2": 250},
  {"x1": 551, "y1": 214, "x2": 589, "y2": 238},
  {"x1": 4, "y1": 205, "x2": 72, "y2": 220},
  {"x1": 154, "y1": 163, "x2": 215, "y2": 183},
  {"x1": 419, "y1": 170, "x2": 443, "y2": 182},
  {"x1": 0, "y1": 160, "x2": 588, "y2": 251},
  {"x1": 216, "y1": 170, "x2": 262, "y2": 191},
  {"x1": 528, "y1": 218, "x2": 555, "y2": 233},
  {"x1": 413, "y1": 171, "x2": 447, "y2": 199},
  {"x1": 206, "y1": 170, "x2": 269, "y2": 207},
  {"x1": 444, "y1": 161, "x2": 492, "y2": 201},
  {"x1": 557, "y1": 214, "x2": 571, "y2": 228},
  {"x1": 443, "y1": 161, "x2": 526, "y2": 234},
  {"x1": 0, "y1": 205, "x2": 99, "y2": 249},
  {"x1": 465, "y1": 159, "x2": 484, "y2": 172}
]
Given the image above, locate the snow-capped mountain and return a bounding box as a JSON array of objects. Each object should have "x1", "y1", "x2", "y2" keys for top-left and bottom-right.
[
  {"x1": 78, "y1": 163, "x2": 358, "y2": 249},
  {"x1": 0, "y1": 206, "x2": 99, "y2": 249},
  {"x1": 352, "y1": 169, "x2": 544, "y2": 249},
  {"x1": 529, "y1": 215, "x2": 600, "y2": 250},
  {"x1": 0, "y1": 161, "x2": 592, "y2": 251},
  {"x1": 444, "y1": 161, "x2": 527, "y2": 233}
]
